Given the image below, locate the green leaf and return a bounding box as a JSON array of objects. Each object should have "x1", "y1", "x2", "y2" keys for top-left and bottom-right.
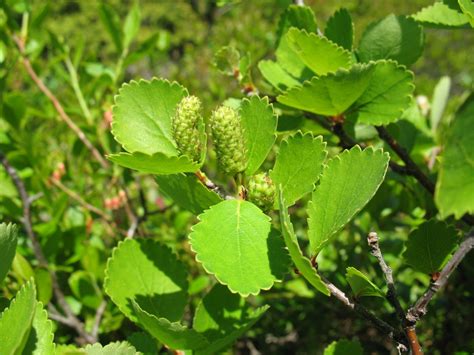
[
  {"x1": 358, "y1": 14, "x2": 424, "y2": 66},
  {"x1": 350, "y1": 60, "x2": 414, "y2": 125},
  {"x1": 194, "y1": 286, "x2": 268, "y2": 354},
  {"x1": 308, "y1": 146, "x2": 389, "y2": 254},
  {"x1": 156, "y1": 173, "x2": 222, "y2": 215},
  {"x1": 104, "y1": 238, "x2": 188, "y2": 322},
  {"x1": 278, "y1": 190, "x2": 330, "y2": 295},
  {"x1": 258, "y1": 60, "x2": 301, "y2": 92},
  {"x1": 0, "y1": 223, "x2": 18, "y2": 284},
  {"x1": 271, "y1": 132, "x2": 327, "y2": 207},
  {"x1": 278, "y1": 64, "x2": 375, "y2": 116},
  {"x1": 346, "y1": 267, "x2": 384, "y2": 298},
  {"x1": 190, "y1": 200, "x2": 288, "y2": 296},
  {"x1": 107, "y1": 152, "x2": 200, "y2": 175},
  {"x1": 127, "y1": 332, "x2": 157, "y2": 355},
  {"x1": 324, "y1": 339, "x2": 364, "y2": 355},
  {"x1": 34, "y1": 268, "x2": 53, "y2": 305},
  {"x1": 287, "y1": 28, "x2": 353, "y2": 76},
  {"x1": 403, "y1": 220, "x2": 459, "y2": 274},
  {"x1": 84, "y1": 342, "x2": 138, "y2": 355},
  {"x1": 213, "y1": 46, "x2": 240, "y2": 76},
  {"x1": 69, "y1": 271, "x2": 103, "y2": 309},
  {"x1": 123, "y1": 2, "x2": 141, "y2": 49},
  {"x1": 240, "y1": 96, "x2": 278, "y2": 175},
  {"x1": 98, "y1": 4, "x2": 123, "y2": 53},
  {"x1": 132, "y1": 301, "x2": 209, "y2": 351},
  {"x1": 413, "y1": 2, "x2": 469, "y2": 28},
  {"x1": 23, "y1": 302, "x2": 55, "y2": 355},
  {"x1": 111, "y1": 78, "x2": 187, "y2": 156},
  {"x1": 0, "y1": 279, "x2": 37, "y2": 355},
  {"x1": 430, "y1": 76, "x2": 451, "y2": 134},
  {"x1": 192, "y1": 284, "x2": 269, "y2": 354},
  {"x1": 325, "y1": 8, "x2": 354, "y2": 51},
  {"x1": 275, "y1": 5, "x2": 318, "y2": 79},
  {"x1": 459, "y1": 0, "x2": 474, "y2": 27},
  {"x1": 435, "y1": 94, "x2": 474, "y2": 218}
]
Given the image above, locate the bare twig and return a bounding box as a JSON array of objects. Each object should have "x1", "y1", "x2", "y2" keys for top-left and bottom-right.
[
  {"x1": 13, "y1": 35, "x2": 109, "y2": 169},
  {"x1": 91, "y1": 300, "x2": 107, "y2": 339},
  {"x1": 319, "y1": 274, "x2": 407, "y2": 349},
  {"x1": 1, "y1": 151, "x2": 95, "y2": 344},
  {"x1": 367, "y1": 232, "x2": 405, "y2": 324},
  {"x1": 406, "y1": 229, "x2": 474, "y2": 324},
  {"x1": 50, "y1": 178, "x2": 112, "y2": 222},
  {"x1": 375, "y1": 126, "x2": 435, "y2": 194}
]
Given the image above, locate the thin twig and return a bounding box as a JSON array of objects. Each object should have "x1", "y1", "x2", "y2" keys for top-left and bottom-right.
[
  {"x1": 1, "y1": 151, "x2": 95, "y2": 344},
  {"x1": 50, "y1": 178, "x2": 112, "y2": 222},
  {"x1": 406, "y1": 229, "x2": 474, "y2": 324},
  {"x1": 13, "y1": 35, "x2": 109, "y2": 169},
  {"x1": 319, "y1": 274, "x2": 407, "y2": 349},
  {"x1": 367, "y1": 232, "x2": 405, "y2": 324},
  {"x1": 91, "y1": 300, "x2": 107, "y2": 339}
]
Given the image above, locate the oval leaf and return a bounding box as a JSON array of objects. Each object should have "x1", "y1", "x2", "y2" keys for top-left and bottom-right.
[
  {"x1": 345, "y1": 267, "x2": 384, "y2": 298},
  {"x1": 111, "y1": 78, "x2": 187, "y2": 156},
  {"x1": 190, "y1": 200, "x2": 287, "y2": 296},
  {"x1": 0, "y1": 223, "x2": 18, "y2": 285}
]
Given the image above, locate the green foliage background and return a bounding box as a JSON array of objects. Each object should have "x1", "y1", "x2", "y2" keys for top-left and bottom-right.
[{"x1": 1, "y1": 0, "x2": 474, "y2": 354}]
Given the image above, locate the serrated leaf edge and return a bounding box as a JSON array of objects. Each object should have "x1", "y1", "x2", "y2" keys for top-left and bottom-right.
[
  {"x1": 287, "y1": 27, "x2": 353, "y2": 74},
  {"x1": 111, "y1": 77, "x2": 189, "y2": 155},
  {"x1": 308, "y1": 145, "x2": 390, "y2": 254}
]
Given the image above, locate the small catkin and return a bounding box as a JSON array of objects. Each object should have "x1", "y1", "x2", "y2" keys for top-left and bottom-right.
[
  {"x1": 172, "y1": 96, "x2": 203, "y2": 163},
  {"x1": 247, "y1": 172, "x2": 275, "y2": 211},
  {"x1": 209, "y1": 105, "x2": 248, "y2": 175}
]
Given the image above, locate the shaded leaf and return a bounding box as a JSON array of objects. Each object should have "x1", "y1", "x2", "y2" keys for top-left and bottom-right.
[
  {"x1": 404, "y1": 220, "x2": 458, "y2": 274},
  {"x1": 107, "y1": 152, "x2": 200, "y2": 175},
  {"x1": 278, "y1": 190, "x2": 330, "y2": 295},
  {"x1": 111, "y1": 78, "x2": 187, "y2": 156},
  {"x1": 325, "y1": 8, "x2": 354, "y2": 51},
  {"x1": 350, "y1": 60, "x2": 414, "y2": 125},
  {"x1": 271, "y1": 132, "x2": 327, "y2": 207},
  {"x1": 69, "y1": 271, "x2": 103, "y2": 309},
  {"x1": 23, "y1": 302, "x2": 55, "y2": 355},
  {"x1": 308, "y1": 146, "x2": 389, "y2": 254},
  {"x1": 190, "y1": 200, "x2": 288, "y2": 296},
  {"x1": 358, "y1": 14, "x2": 424, "y2": 66},
  {"x1": 435, "y1": 94, "x2": 474, "y2": 218},
  {"x1": 104, "y1": 239, "x2": 188, "y2": 322},
  {"x1": 132, "y1": 301, "x2": 209, "y2": 351},
  {"x1": 346, "y1": 267, "x2": 384, "y2": 298},
  {"x1": 193, "y1": 284, "x2": 269, "y2": 354},
  {"x1": 258, "y1": 60, "x2": 300, "y2": 92},
  {"x1": 156, "y1": 173, "x2": 222, "y2": 215},
  {"x1": 240, "y1": 96, "x2": 278, "y2": 175}
]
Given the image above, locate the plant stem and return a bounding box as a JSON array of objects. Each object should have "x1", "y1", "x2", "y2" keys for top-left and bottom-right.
[
  {"x1": 0, "y1": 151, "x2": 95, "y2": 344},
  {"x1": 64, "y1": 55, "x2": 93, "y2": 125},
  {"x1": 13, "y1": 35, "x2": 109, "y2": 169}
]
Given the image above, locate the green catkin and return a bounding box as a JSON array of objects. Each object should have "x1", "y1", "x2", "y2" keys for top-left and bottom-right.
[
  {"x1": 247, "y1": 172, "x2": 275, "y2": 211},
  {"x1": 209, "y1": 105, "x2": 248, "y2": 175},
  {"x1": 172, "y1": 95, "x2": 203, "y2": 163}
]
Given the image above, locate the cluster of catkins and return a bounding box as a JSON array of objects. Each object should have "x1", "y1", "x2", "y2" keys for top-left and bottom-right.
[{"x1": 171, "y1": 95, "x2": 275, "y2": 210}]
